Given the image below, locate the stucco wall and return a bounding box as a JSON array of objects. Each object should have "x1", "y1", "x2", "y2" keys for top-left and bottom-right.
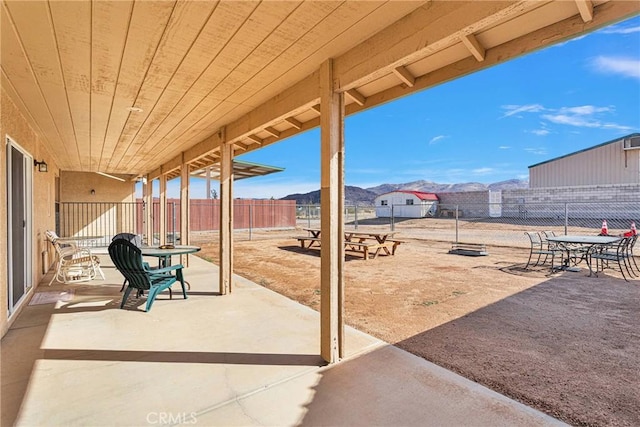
[
  {"x1": 60, "y1": 171, "x2": 134, "y2": 203},
  {"x1": 1, "y1": 88, "x2": 58, "y2": 337}
]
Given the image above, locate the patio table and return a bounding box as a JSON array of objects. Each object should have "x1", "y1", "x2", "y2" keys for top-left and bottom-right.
[
  {"x1": 546, "y1": 235, "x2": 621, "y2": 276},
  {"x1": 141, "y1": 245, "x2": 201, "y2": 268}
]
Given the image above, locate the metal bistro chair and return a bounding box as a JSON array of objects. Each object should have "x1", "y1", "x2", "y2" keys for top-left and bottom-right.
[
  {"x1": 589, "y1": 236, "x2": 636, "y2": 282},
  {"x1": 524, "y1": 231, "x2": 562, "y2": 271},
  {"x1": 108, "y1": 238, "x2": 187, "y2": 312}
]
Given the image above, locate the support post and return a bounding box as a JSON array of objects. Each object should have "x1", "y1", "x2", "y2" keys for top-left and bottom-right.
[
  {"x1": 143, "y1": 175, "x2": 153, "y2": 246},
  {"x1": 180, "y1": 159, "x2": 190, "y2": 266},
  {"x1": 159, "y1": 173, "x2": 167, "y2": 246},
  {"x1": 219, "y1": 127, "x2": 233, "y2": 294},
  {"x1": 320, "y1": 59, "x2": 345, "y2": 363}
]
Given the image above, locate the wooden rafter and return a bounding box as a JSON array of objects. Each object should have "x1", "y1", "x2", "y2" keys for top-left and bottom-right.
[
  {"x1": 264, "y1": 126, "x2": 281, "y2": 138},
  {"x1": 461, "y1": 33, "x2": 485, "y2": 62},
  {"x1": 284, "y1": 116, "x2": 302, "y2": 129},
  {"x1": 392, "y1": 65, "x2": 415, "y2": 87},
  {"x1": 575, "y1": 0, "x2": 594, "y2": 22},
  {"x1": 247, "y1": 134, "x2": 263, "y2": 145},
  {"x1": 345, "y1": 89, "x2": 366, "y2": 106}
]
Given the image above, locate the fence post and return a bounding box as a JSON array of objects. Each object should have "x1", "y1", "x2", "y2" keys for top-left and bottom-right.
[
  {"x1": 455, "y1": 205, "x2": 459, "y2": 243},
  {"x1": 307, "y1": 204, "x2": 311, "y2": 229},
  {"x1": 391, "y1": 204, "x2": 395, "y2": 231},
  {"x1": 173, "y1": 202, "x2": 177, "y2": 243},
  {"x1": 564, "y1": 202, "x2": 569, "y2": 235},
  {"x1": 249, "y1": 203, "x2": 253, "y2": 241},
  {"x1": 354, "y1": 205, "x2": 359, "y2": 229}
]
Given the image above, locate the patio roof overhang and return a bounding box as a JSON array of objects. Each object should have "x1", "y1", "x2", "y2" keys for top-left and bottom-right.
[
  {"x1": 189, "y1": 159, "x2": 284, "y2": 182},
  {"x1": 3, "y1": 0, "x2": 640, "y2": 364},
  {"x1": 2, "y1": 1, "x2": 638, "y2": 178}
]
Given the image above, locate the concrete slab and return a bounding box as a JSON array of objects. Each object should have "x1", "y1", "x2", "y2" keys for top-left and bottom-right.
[{"x1": 1, "y1": 254, "x2": 564, "y2": 426}]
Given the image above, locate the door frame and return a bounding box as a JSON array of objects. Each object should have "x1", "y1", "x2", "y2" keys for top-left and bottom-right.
[{"x1": 6, "y1": 135, "x2": 33, "y2": 317}]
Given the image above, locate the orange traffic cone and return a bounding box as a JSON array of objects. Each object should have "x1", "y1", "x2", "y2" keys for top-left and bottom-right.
[
  {"x1": 601, "y1": 219, "x2": 608, "y2": 236},
  {"x1": 631, "y1": 221, "x2": 637, "y2": 236}
]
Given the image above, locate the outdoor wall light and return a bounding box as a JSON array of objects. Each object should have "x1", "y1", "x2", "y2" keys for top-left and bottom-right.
[
  {"x1": 90, "y1": 189, "x2": 96, "y2": 195},
  {"x1": 34, "y1": 159, "x2": 48, "y2": 172}
]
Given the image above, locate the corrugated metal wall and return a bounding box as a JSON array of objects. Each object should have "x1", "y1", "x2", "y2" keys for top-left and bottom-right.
[{"x1": 530, "y1": 139, "x2": 640, "y2": 187}]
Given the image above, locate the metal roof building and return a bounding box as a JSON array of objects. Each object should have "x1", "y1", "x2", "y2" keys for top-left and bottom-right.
[{"x1": 529, "y1": 134, "x2": 640, "y2": 188}]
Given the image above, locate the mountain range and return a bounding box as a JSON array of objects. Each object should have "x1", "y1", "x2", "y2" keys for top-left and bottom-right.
[{"x1": 281, "y1": 179, "x2": 528, "y2": 205}]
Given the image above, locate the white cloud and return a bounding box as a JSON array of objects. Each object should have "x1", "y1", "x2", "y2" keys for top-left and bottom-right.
[
  {"x1": 530, "y1": 129, "x2": 550, "y2": 136},
  {"x1": 524, "y1": 147, "x2": 547, "y2": 156},
  {"x1": 429, "y1": 135, "x2": 447, "y2": 144},
  {"x1": 503, "y1": 102, "x2": 633, "y2": 132},
  {"x1": 472, "y1": 167, "x2": 494, "y2": 175},
  {"x1": 559, "y1": 105, "x2": 612, "y2": 115},
  {"x1": 542, "y1": 113, "x2": 633, "y2": 131},
  {"x1": 601, "y1": 25, "x2": 640, "y2": 35},
  {"x1": 591, "y1": 56, "x2": 640, "y2": 79},
  {"x1": 500, "y1": 104, "x2": 545, "y2": 118},
  {"x1": 498, "y1": 146, "x2": 511, "y2": 149}
]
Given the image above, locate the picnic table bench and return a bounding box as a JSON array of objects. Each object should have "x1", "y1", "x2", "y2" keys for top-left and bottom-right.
[
  {"x1": 448, "y1": 242, "x2": 488, "y2": 256},
  {"x1": 295, "y1": 228, "x2": 403, "y2": 260},
  {"x1": 294, "y1": 236, "x2": 321, "y2": 249},
  {"x1": 344, "y1": 240, "x2": 394, "y2": 260}
]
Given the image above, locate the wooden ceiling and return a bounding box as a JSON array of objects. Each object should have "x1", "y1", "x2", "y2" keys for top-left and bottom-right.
[{"x1": 2, "y1": 1, "x2": 638, "y2": 180}]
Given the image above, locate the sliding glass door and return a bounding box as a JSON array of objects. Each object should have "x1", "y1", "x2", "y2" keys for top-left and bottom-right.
[{"x1": 6, "y1": 136, "x2": 33, "y2": 315}]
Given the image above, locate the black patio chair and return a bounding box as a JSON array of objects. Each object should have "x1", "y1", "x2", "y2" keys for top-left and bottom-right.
[
  {"x1": 524, "y1": 231, "x2": 562, "y2": 270},
  {"x1": 108, "y1": 238, "x2": 187, "y2": 312},
  {"x1": 589, "y1": 237, "x2": 636, "y2": 282},
  {"x1": 112, "y1": 233, "x2": 147, "y2": 291}
]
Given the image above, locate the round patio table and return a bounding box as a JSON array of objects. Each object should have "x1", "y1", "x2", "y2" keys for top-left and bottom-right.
[{"x1": 141, "y1": 245, "x2": 201, "y2": 268}]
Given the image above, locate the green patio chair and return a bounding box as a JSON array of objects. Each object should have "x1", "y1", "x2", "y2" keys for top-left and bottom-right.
[{"x1": 108, "y1": 238, "x2": 187, "y2": 312}]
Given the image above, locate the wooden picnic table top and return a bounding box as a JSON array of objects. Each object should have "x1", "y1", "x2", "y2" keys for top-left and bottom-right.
[{"x1": 303, "y1": 228, "x2": 397, "y2": 236}]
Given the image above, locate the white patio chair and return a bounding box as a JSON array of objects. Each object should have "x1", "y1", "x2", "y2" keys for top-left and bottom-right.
[{"x1": 45, "y1": 230, "x2": 105, "y2": 284}]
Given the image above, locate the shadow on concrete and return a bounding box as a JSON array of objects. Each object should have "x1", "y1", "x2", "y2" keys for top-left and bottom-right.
[{"x1": 43, "y1": 349, "x2": 324, "y2": 366}]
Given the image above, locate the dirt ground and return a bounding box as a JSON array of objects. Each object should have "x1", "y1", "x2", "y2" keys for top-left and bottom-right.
[{"x1": 196, "y1": 230, "x2": 639, "y2": 427}]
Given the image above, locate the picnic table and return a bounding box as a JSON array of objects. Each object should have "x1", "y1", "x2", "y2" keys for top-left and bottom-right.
[{"x1": 295, "y1": 228, "x2": 405, "y2": 260}]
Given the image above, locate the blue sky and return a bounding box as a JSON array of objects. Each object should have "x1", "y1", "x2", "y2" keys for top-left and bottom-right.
[{"x1": 157, "y1": 15, "x2": 640, "y2": 199}]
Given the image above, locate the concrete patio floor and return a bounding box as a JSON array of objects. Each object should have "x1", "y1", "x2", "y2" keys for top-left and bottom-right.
[{"x1": 1, "y1": 253, "x2": 565, "y2": 426}]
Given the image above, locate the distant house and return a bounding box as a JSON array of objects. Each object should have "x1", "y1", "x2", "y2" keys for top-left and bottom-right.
[{"x1": 374, "y1": 190, "x2": 439, "y2": 218}]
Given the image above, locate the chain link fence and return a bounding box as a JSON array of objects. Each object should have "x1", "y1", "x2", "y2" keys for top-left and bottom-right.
[{"x1": 295, "y1": 202, "x2": 640, "y2": 250}]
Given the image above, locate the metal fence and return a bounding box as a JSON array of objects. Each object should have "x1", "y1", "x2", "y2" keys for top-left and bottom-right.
[
  {"x1": 57, "y1": 200, "x2": 297, "y2": 246},
  {"x1": 295, "y1": 202, "x2": 640, "y2": 249},
  {"x1": 57, "y1": 202, "x2": 144, "y2": 247}
]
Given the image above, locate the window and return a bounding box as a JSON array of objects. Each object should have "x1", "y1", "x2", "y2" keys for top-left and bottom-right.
[
  {"x1": 406, "y1": 199, "x2": 414, "y2": 205},
  {"x1": 380, "y1": 200, "x2": 388, "y2": 206}
]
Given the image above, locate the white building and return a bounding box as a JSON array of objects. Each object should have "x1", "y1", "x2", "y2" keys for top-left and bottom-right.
[{"x1": 375, "y1": 190, "x2": 439, "y2": 218}]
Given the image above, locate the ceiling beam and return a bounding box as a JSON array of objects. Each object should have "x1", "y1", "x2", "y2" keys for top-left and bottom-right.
[
  {"x1": 344, "y1": 0, "x2": 640, "y2": 118},
  {"x1": 149, "y1": 0, "x2": 639, "y2": 178},
  {"x1": 246, "y1": 134, "x2": 263, "y2": 145},
  {"x1": 224, "y1": 70, "x2": 320, "y2": 144},
  {"x1": 345, "y1": 88, "x2": 366, "y2": 106},
  {"x1": 461, "y1": 34, "x2": 485, "y2": 62},
  {"x1": 264, "y1": 126, "x2": 281, "y2": 138},
  {"x1": 334, "y1": 1, "x2": 537, "y2": 90},
  {"x1": 392, "y1": 66, "x2": 415, "y2": 87},
  {"x1": 234, "y1": 142, "x2": 249, "y2": 151},
  {"x1": 284, "y1": 116, "x2": 302, "y2": 130},
  {"x1": 575, "y1": 0, "x2": 594, "y2": 23}
]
